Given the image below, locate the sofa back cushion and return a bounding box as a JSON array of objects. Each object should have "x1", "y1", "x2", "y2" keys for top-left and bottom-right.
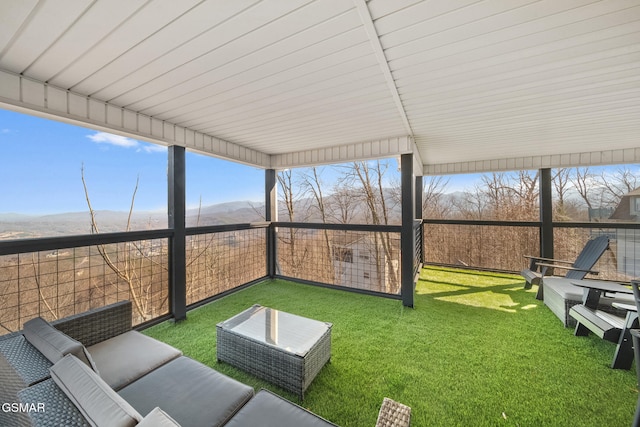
[
  {"x1": 137, "y1": 407, "x2": 181, "y2": 427},
  {"x1": 50, "y1": 354, "x2": 143, "y2": 427},
  {"x1": 23, "y1": 317, "x2": 98, "y2": 373}
]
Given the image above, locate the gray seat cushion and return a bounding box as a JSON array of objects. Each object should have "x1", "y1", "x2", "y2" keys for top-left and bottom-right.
[
  {"x1": 49, "y1": 354, "x2": 143, "y2": 427},
  {"x1": 225, "y1": 389, "x2": 338, "y2": 427},
  {"x1": 87, "y1": 330, "x2": 181, "y2": 391},
  {"x1": 118, "y1": 356, "x2": 253, "y2": 427}
]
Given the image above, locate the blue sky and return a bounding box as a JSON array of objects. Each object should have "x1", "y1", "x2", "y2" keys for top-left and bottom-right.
[
  {"x1": 0, "y1": 107, "x2": 483, "y2": 217},
  {"x1": 0, "y1": 108, "x2": 264, "y2": 215},
  {"x1": 2, "y1": 107, "x2": 635, "y2": 218}
]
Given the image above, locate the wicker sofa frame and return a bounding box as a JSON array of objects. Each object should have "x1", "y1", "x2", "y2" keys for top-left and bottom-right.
[{"x1": 0, "y1": 301, "x2": 133, "y2": 427}]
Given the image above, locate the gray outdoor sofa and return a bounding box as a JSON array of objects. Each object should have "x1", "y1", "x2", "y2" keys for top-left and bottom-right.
[{"x1": 0, "y1": 301, "x2": 340, "y2": 427}]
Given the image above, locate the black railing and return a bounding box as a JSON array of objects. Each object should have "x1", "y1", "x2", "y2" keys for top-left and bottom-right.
[
  {"x1": 423, "y1": 220, "x2": 539, "y2": 272},
  {"x1": 185, "y1": 224, "x2": 267, "y2": 306},
  {"x1": 272, "y1": 222, "x2": 402, "y2": 298},
  {"x1": 552, "y1": 222, "x2": 640, "y2": 281},
  {"x1": 0, "y1": 223, "x2": 270, "y2": 332},
  {"x1": 0, "y1": 221, "x2": 405, "y2": 332},
  {"x1": 413, "y1": 220, "x2": 423, "y2": 280},
  {"x1": 0, "y1": 230, "x2": 173, "y2": 332},
  {"x1": 422, "y1": 219, "x2": 640, "y2": 281},
  {"x1": 5, "y1": 216, "x2": 636, "y2": 334}
]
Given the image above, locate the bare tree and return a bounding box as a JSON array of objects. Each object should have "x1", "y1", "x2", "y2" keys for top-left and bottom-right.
[
  {"x1": 302, "y1": 167, "x2": 334, "y2": 282},
  {"x1": 422, "y1": 175, "x2": 451, "y2": 219},
  {"x1": 30, "y1": 253, "x2": 58, "y2": 320},
  {"x1": 481, "y1": 172, "x2": 508, "y2": 216},
  {"x1": 81, "y1": 165, "x2": 153, "y2": 321},
  {"x1": 513, "y1": 170, "x2": 539, "y2": 217},
  {"x1": 277, "y1": 169, "x2": 311, "y2": 276},
  {"x1": 303, "y1": 168, "x2": 329, "y2": 223},
  {"x1": 601, "y1": 166, "x2": 638, "y2": 207},
  {"x1": 328, "y1": 178, "x2": 360, "y2": 224},
  {"x1": 570, "y1": 168, "x2": 596, "y2": 211},
  {"x1": 552, "y1": 168, "x2": 571, "y2": 220},
  {"x1": 455, "y1": 185, "x2": 487, "y2": 220},
  {"x1": 468, "y1": 171, "x2": 539, "y2": 220},
  {"x1": 184, "y1": 197, "x2": 225, "y2": 302},
  {"x1": 552, "y1": 168, "x2": 586, "y2": 221},
  {"x1": 345, "y1": 161, "x2": 399, "y2": 292}
]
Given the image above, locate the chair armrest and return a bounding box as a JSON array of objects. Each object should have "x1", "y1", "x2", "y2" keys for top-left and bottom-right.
[
  {"x1": 612, "y1": 302, "x2": 637, "y2": 312},
  {"x1": 523, "y1": 255, "x2": 574, "y2": 264},
  {"x1": 534, "y1": 262, "x2": 599, "y2": 275}
]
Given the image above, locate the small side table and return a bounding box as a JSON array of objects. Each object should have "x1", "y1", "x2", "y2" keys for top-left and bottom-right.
[{"x1": 217, "y1": 305, "x2": 332, "y2": 399}]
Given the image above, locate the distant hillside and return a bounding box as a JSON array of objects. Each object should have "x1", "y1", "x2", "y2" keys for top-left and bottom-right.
[
  {"x1": 186, "y1": 201, "x2": 264, "y2": 226},
  {"x1": 0, "y1": 210, "x2": 165, "y2": 240},
  {"x1": 0, "y1": 200, "x2": 273, "y2": 240},
  {"x1": 1, "y1": 186, "x2": 419, "y2": 240}
]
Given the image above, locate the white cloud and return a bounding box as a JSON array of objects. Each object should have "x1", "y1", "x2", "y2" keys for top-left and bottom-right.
[
  {"x1": 87, "y1": 132, "x2": 165, "y2": 154},
  {"x1": 87, "y1": 132, "x2": 138, "y2": 148},
  {"x1": 140, "y1": 143, "x2": 167, "y2": 153}
]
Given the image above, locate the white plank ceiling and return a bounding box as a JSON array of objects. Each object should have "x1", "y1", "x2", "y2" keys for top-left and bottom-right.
[{"x1": 0, "y1": 0, "x2": 639, "y2": 174}]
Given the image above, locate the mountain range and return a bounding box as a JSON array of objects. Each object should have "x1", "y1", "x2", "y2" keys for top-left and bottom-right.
[
  {"x1": 0, "y1": 188, "x2": 418, "y2": 241},
  {"x1": 0, "y1": 201, "x2": 266, "y2": 240}
]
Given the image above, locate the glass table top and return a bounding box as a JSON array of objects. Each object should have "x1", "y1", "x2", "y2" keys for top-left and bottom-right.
[{"x1": 218, "y1": 305, "x2": 331, "y2": 356}]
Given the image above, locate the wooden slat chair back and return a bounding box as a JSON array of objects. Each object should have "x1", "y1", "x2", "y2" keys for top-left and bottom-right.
[
  {"x1": 565, "y1": 235, "x2": 611, "y2": 280},
  {"x1": 521, "y1": 235, "x2": 609, "y2": 299}
]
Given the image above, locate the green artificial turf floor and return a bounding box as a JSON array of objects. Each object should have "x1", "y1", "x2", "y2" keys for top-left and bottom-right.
[{"x1": 144, "y1": 266, "x2": 638, "y2": 426}]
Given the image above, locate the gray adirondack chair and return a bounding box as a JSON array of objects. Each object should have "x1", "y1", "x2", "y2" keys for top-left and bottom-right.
[
  {"x1": 622, "y1": 281, "x2": 640, "y2": 426},
  {"x1": 521, "y1": 235, "x2": 609, "y2": 299}
]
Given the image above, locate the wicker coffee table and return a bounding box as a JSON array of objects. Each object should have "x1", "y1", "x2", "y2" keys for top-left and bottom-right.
[{"x1": 216, "y1": 305, "x2": 332, "y2": 399}]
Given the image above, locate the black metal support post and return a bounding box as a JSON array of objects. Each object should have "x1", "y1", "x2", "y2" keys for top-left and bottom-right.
[
  {"x1": 415, "y1": 175, "x2": 424, "y2": 265},
  {"x1": 540, "y1": 168, "x2": 553, "y2": 260},
  {"x1": 168, "y1": 146, "x2": 187, "y2": 321},
  {"x1": 401, "y1": 153, "x2": 415, "y2": 308},
  {"x1": 265, "y1": 169, "x2": 277, "y2": 278}
]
